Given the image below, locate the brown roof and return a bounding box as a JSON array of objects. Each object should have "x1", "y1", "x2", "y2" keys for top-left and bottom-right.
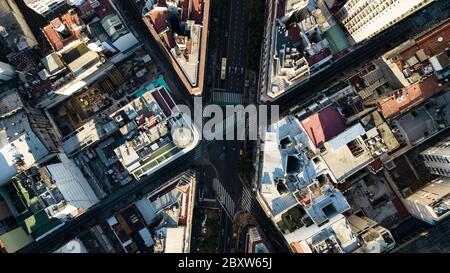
[
  {"x1": 94, "y1": 0, "x2": 114, "y2": 18},
  {"x1": 190, "y1": 0, "x2": 203, "y2": 24},
  {"x1": 43, "y1": 19, "x2": 64, "y2": 51},
  {"x1": 42, "y1": 10, "x2": 83, "y2": 51},
  {"x1": 300, "y1": 107, "x2": 347, "y2": 148},
  {"x1": 401, "y1": 19, "x2": 450, "y2": 60},
  {"x1": 161, "y1": 31, "x2": 176, "y2": 49},
  {"x1": 396, "y1": 19, "x2": 450, "y2": 71},
  {"x1": 147, "y1": 9, "x2": 169, "y2": 33},
  {"x1": 0, "y1": 201, "x2": 12, "y2": 221},
  {"x1": 378, "y1": 76, "x2": 440, "y2": 119}
]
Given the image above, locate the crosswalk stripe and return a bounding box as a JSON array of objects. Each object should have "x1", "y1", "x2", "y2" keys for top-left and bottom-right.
[
  {"x1": 211, "y1": 91, "x2": 243, "y2": 105},
  {"x1": 241, "y1": 188, "x2": 252, "y2": 213},
  {"x1": 214, "y1": 180, "x2": 235, "y2": 219}
]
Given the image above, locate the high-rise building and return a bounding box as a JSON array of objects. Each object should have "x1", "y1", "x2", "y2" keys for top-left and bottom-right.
[
  {"x1": 420, "y1": 137, "x2": 450, "y2": 177},
  {"x1": 335, "y1": 0, "x2": 433, "y2": 44},
  {"x1": 0, "y1": 0, "x2": 38, "y2": 51},
  {"x1": 403, "y1": 176, "x2": 450, "y2": 224},
  {"x1": 24, "y1": 0, "x2": 67, "y2": 18}
]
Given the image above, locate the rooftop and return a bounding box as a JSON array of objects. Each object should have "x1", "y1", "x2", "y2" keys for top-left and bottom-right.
[
  {"x1": 42, "y1": 9, "x2": 83, "y2": 51},
  {"x1": 321, "y1": 123, "x2": 374, "y2": 182},
  {"x1": 258, "y1": 114, "x2": 353, "y2": 247},
  {"x1": 300, "y1": 106, "x2": 346, "y2": 148},
  {"x1": 107, "y1": 170, "x2": 196, "y2": 253},
  {"x1": 142, "y1": 0, "x2": 210, "y2": 95},
  {"x1": 36, "y1": 0, "x2": 139, "y2": 109},
  {"x1": 377, "y1": 76, "x2": 441, "y2": 119},
  {"x1": 107, "y1": 205, "x2": 153, "y2": 253},
  {"x1": 406, "y1": 176, "x2": 450, "y2": 220},
  {"x1": 112, "y1": 85, "x2": 199, "y2": 180},
  {"x1": 260, "y1": 0, "x2": 349, "y2": 100}
]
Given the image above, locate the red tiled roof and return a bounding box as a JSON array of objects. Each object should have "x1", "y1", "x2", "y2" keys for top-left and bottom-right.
[
  {"x1": 401, "y1": 19, "x2": 450, "y2": 60},
  {"x1": 301, "y1": 107, "x2": 347, "y2": 148},
  {"x1": 369, "y1": 159, "x2": 383, "y2": 174},
  {"x1": 147, "y1": 9, "x2": 169, "y2": 33},
  {"x1": 62, "y1": 12, "x2": 82, "y2": 38},
  {"x1": 43, "y1": 23, "x2": 64, "y2": 51},
  {"x1": 42, "y1": 10, "x2": 83, "y2": 51},
  {"x1": 378, "y1": 76, "x2": 440, "y2": 119}
]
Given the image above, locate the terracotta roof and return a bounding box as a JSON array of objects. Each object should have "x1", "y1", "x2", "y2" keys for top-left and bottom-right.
[
  {"x1": 43, "y1": 22, "x2": 64, "y2": 51},
  {"x1": 377, "y1": 76, "x2": 440, "y2": 119},
  {"x1": 290, "y1": 242, "x2": 305, "y2": 253},
  {"x1": 396, "y1": 20, "x2": 450, "y2": 71},
  {"x1": 42, "y1": 10, "x2": 83, "y2": 51},
  {"x1": 301, "y1": 107, "x2": 347, "y2": 148},
  {"x1": 147, "y1": 9, "x2": 169, "y2": 33},
  {"x1": 401, "y1": 19, "x2": 450, "y2": 60}
]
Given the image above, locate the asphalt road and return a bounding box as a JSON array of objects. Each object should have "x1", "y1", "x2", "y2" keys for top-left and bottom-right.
[
  {"x1": 223, "y1": 0, "x2": 248, "y2": 94},
  {"x1": 217, "y1": 207, "x2": 234, "y2": 252},
  {"x1": 19, "y1": 0, "x2": 448, "y2": 254},
  {"x1": 268, "y1": 0, "x2": 450, "y2": 116},
  {"x1": 207, "y1": 140, "x2": 242, "y2": 252},
  {"x1": 205, "y1": 139, "x2": 290, "y2": 253}
]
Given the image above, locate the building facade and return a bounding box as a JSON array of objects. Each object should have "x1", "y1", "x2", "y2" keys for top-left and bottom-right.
[
  {"x1": 24, "y1": 0, "x2": 67, "y2": 17},
  {"x1": 403, "y1": 176, "x2": 450, "y2": 224},
  {"x1": 335, "y1": 0, "x2": 433, "y2": 44},
  {"x1": 420, "y1": 137, "x2": 450, "y2": 177}
]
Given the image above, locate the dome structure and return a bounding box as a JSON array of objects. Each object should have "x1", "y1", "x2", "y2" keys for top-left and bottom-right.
[{"x1": 172, "y1": 126, "x2": 194, "y2": 149}]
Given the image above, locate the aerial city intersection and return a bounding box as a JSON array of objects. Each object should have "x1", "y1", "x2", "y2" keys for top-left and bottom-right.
[{"x1": 0, "y1": 0, "x2": 449, "y2": 267}]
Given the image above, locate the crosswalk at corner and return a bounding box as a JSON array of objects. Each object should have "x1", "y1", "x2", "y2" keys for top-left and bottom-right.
[
  {"x1": 241, "y1": 187, "x2": 252, "y2": 213},
  {"x1": 212, "y1": 91, "x2": 244, "y2": 105},
  {"x1": 213, "y1": 179, "x2": 235, "y2": 220}
]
